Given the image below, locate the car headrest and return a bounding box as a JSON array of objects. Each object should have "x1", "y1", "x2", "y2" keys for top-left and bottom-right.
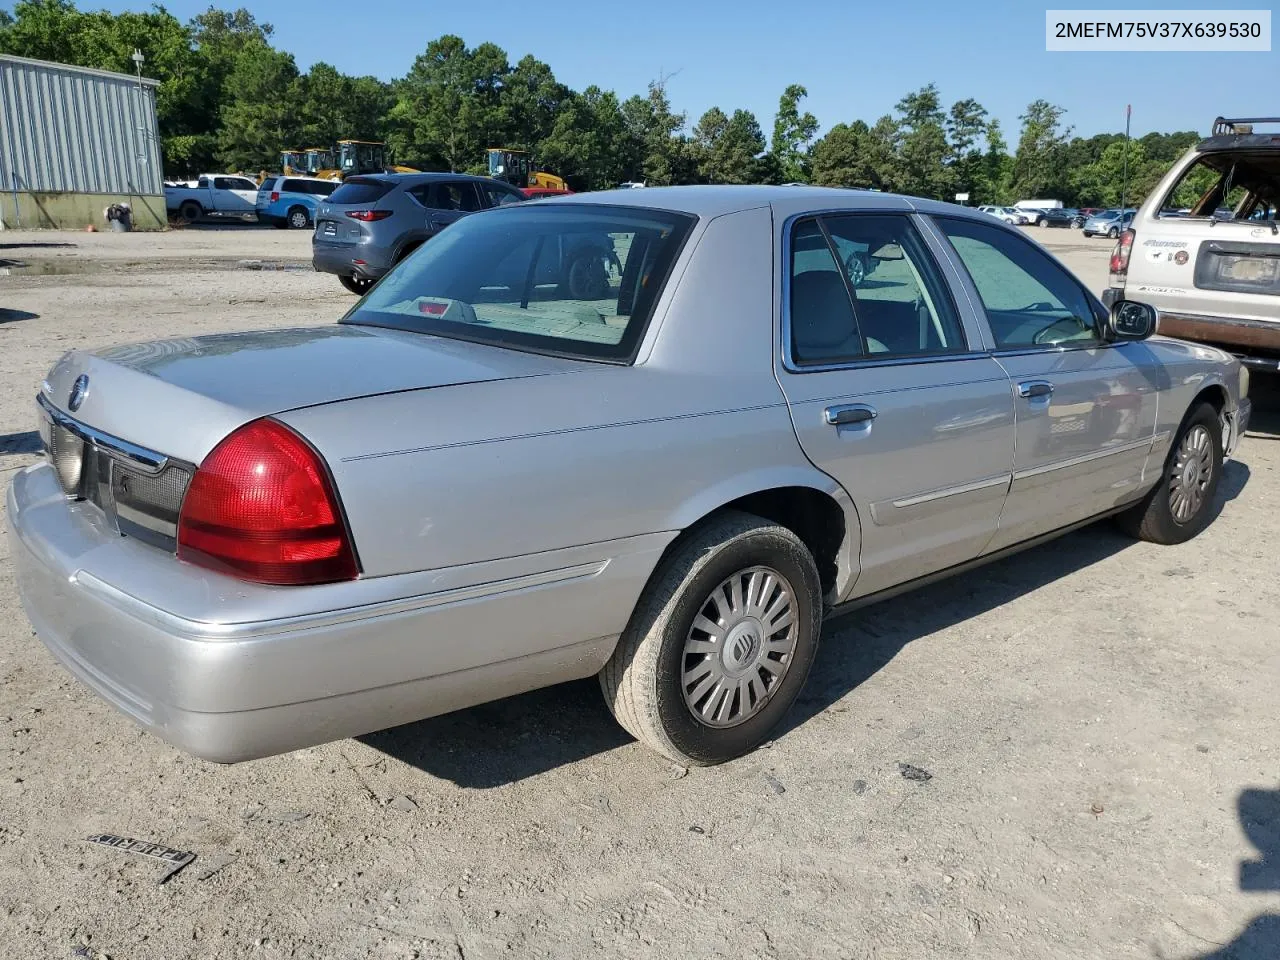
[{"x1": 792, "y1": 270, "x2": 856, "y2": 350}]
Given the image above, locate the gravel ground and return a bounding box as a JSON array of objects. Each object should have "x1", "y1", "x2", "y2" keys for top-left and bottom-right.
[{"x1": 1, "y1": 225, "x2": 1278, "y2": 960}]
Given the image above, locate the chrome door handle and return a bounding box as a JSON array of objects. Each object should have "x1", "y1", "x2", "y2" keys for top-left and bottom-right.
[
  {"x1": 824, "y1": 403, "x2": 877, "y2": 426},
  {"x1": 1017, "y1": 380, "x2": 1054, "y2": 399}
]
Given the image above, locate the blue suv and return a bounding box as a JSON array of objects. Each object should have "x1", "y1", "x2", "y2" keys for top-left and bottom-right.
[{"x1": 256, "y1": 176, "x2": 339, "y2": 229}]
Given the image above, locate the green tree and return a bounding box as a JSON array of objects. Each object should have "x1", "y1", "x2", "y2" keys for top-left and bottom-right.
[
  {"x1": 1012, "y1": 99, "x2": 1072, "y2": 199},
  {"x1": 539, "y1": 85, "x2": 628, "y2": 189},
  {"x1": 501, "y1": 54, "x2": 569, "y2": 151},
  {"x1": 215, "y1": 41, "x2": 302, "y2": 172},
  {"x1": 692, "y1": 106, "x2": 765, "y2": 183},
  {"x1": 298, "y1": 63, "x2": 390, "y2": 149},
  {"x1": 386, "y1": 35, "x2": 510, "y2": 173},
  {"x1": 981, "y1": 119, "x2": 1014, "y2": 203},
  {"x1": 947, "y1": 97, "x2": 988, "y2": 201},
  {"x1": 621, "y1": 81, "x2": 686, "y2": 184},
  {"x1": 771, "y1": 84, "x2": 818, "y2": 183},
  {"x1": 894, "y1": 83, "x2": 953, "y2": 199}
]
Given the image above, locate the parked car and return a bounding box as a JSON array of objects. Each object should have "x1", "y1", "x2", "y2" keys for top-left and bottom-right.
[
  {"x1": 1030, "y1": 207, "x2": 1076, "y2": 228},
  {"x1": 256, "y1": 176, "x2": 339, "y2": 229},
  {"x1": 10, "y1": 187, "x2": 1250, "y2": 767},
  {"x1": 1083, "y1": 209, "x2": 1136, "y2": 238},
  {"x1": 1014, "y1": 199, "x2": 1064, "y2": 223},
  {"x1": 1103, "y1": 115, "x2": 1280, "y2": 373},
  {"x1": 311, "y1": 173, "x2": 530, "y2": 295},
  {"x1": 978, "y1": 205, "x2": 1029, "y2": 225},
  {"x1": 164, "y1": 174, "x2": 259, "y2": 223}
]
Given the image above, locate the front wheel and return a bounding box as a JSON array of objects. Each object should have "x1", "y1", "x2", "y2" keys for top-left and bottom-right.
[
  {"x1": 1116, "y1": 401, "x2": 1223, "y2": 544},
  {"x1": 339, "y1": 275, "x2": 374, "y2": 295},
  {"x1": 599, "y1": 511, "x2": 822, "y2": 766},
  {"x1": 1108, "y1": 226, "x2": 1120, "y2": 239}
]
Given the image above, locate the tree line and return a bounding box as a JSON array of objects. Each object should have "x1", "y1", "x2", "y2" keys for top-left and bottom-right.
[{"x1": 1, "y1": 1, "x2": 1199, "y2": 204}]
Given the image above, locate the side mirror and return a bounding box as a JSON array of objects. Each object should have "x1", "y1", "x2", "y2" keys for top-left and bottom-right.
[{"x1": 1107, "y1": 299, "x2": 1157, "y2": 341}]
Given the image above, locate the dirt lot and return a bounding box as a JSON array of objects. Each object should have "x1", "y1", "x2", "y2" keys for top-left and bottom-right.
[{"x1": 1, "y1": 224, "x2": 1278, "y2": 960}]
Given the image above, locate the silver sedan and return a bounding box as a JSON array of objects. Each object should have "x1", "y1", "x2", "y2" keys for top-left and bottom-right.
[{"x1": 8, "y1": 187, "x2": 1251, "y2": 767}]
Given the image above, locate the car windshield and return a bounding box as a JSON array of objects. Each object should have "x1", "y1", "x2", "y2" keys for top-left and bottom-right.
[{"x1": 343, "y1": 204, "x2": 696, "y2": 362}]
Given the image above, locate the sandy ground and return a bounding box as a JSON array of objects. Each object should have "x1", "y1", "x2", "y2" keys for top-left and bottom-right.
[{"x1": 1, "y1": 224, "x2": 1278, "y2": 960}]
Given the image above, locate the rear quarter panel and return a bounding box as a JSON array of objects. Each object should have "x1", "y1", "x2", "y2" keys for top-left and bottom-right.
[{"x1": 279, "y1": 206, "x2": 855, "y2": 580}]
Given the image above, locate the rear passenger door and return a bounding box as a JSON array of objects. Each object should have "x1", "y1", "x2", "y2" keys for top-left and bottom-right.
[
  {"x1": 212, "y1": 176, "x2": 258, "y2": 214},
  {"x1": 775, "y1": 212, "x2": 1016, "y2": 599},
  {"x1": 929, "y1": 216, "x2": 1160, "y2": 551}
]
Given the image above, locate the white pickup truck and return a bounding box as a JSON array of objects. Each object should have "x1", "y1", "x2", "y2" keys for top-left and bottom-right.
[{"x1": 164, "y1": 174, "x2": 260, "y2": 223}]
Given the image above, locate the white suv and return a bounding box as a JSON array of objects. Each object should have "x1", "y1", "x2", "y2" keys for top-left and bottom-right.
[{"x1": 1103, "y1": 116, "x2": 1280, "y2": 374}]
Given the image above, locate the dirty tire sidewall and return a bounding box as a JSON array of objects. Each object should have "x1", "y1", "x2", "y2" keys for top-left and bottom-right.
[
  {"x1": 179, "y1": 202, "x2": 201, "y2": 223},
  {"x1": 604, "y1": 512, "x2": 822, "y2": 766}
]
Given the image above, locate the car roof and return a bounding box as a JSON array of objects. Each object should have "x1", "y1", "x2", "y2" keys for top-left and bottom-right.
[{"x1": 539, "y1": 184, "x2": 989, "y2": 221}]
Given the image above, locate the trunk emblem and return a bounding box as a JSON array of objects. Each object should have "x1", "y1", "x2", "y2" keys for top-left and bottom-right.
[{"x1": 68, "y1": 374, "x2": 90, "y2": 412}]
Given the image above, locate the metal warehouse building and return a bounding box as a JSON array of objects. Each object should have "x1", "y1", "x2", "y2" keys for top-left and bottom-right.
[{"x1": 0, "y1": 53, "x2": 164, "y2": 230}]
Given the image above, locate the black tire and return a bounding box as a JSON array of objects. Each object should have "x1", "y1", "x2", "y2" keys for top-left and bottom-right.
[
  {"x1": 178, "y1": 201, "x2": 202, "y2": 224},
  {"x1": 1108, "y1": 226, "x2": 1119, "y2": 239},
  {"x1": 1083, "y1": 231, "x2": 1093, "y2": 238},
  {"x1": 1116, "y1": 402, "x2": 1223, "y2": 544},
  {"x1": 599, "y1": 510, "x2": 823, "y2": 766},
  {"x1": 286, "y1": 206, "x2": 310, "y2": 230},
  {"x1": 339, "y1": 275, "x2": 374, "y2": 295},
  {"x1": 562, "y1": 248, "x2": 609, "y2": 300}
]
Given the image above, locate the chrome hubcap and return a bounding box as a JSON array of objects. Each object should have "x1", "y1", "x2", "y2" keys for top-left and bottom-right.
[
  {"x1": 846, "y1": 255, "x2": 866, "y2": 286},
  {"x1": 1169, "y1": 424, "x2": 1213, "y2": 523},
  {"x1": 681, "y1": 566, "x2": 798, "y2": 728}
]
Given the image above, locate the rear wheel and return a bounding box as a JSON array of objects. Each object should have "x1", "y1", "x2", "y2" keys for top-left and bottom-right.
[
  {"x1": 599, "y1": 511, "x2": 822, "y2": 766},
  {"x1": 1117, "y1": 402, "x2": 1223, "y2": 544},
  {"x1": 1038, "y1": 216, "x2": 1048, "y2": 227},
  {"x1": 339, "y1": 275, "x2": 374, "y2": 296},
  {"x1": 287, "y1": 206, "x2": 310, "y2": 230},
  {"x1": 178, "y1": 201, "x2": 202, "y2": 224}
]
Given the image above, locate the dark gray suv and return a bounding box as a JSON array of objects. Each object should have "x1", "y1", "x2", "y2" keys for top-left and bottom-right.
[{"x1": 312, "y1": 173, "x2": 528, "y2": 294}]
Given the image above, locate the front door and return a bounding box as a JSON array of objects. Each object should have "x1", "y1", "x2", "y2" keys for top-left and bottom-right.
[
  {"x1": 929, "y1": 216, "x2": 1160, "y2": 551},
  {"x1": 776, "y1": 212, "x2": 1016, "y2": 600}
]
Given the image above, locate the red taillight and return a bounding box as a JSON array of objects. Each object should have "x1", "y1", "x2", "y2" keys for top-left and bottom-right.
[
  {"x1": 345, "y1": 210, "x2": 392, "y2": 222},
  {"x1": 1110, "y1": 228, "x2": 1135, "y2": 275},
  {"x1": 270, "y1": 191, "x2": 280, "y2": 202},
  {"x1": 177, "y1": 419, "x2": 358, "y2": 586}
]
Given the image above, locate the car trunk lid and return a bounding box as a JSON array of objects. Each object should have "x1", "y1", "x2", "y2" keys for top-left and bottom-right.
[{"x1": 40, "y1": 324, "x2": 581, "y2": 466}]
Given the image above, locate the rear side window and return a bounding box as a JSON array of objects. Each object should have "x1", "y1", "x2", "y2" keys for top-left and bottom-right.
[
  {"x1": 259, "y1": 177, "x2": 277, "y2": 191},
  {"x1": 282, "y1": 179, "x2": 304, "y2": 193},
  {"x1": 789, "y1": 214, "x2": 965, "y2": 364},
  {"x1": 310, "y1": 180, "x2": 337, "y2": 196},
  {"x1": 429, "y1": 182, "x2": 483, "y2": 212},
  {"x1": 344, "y1": 204, "x2": 695, "y2": 363},
  {"x1": 1158, "y1": 152, "x2": 1274, "y2": 219},
  {"x1": 483, "y1": 183, "x2": 526, "y2": 207},
  {"x1": 328, "y1": 178, "x2": 394, "y2": 205}
]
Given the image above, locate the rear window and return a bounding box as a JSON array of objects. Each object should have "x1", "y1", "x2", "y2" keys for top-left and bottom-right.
[
  {"x1": 343, "y1": 204, "x2": 695, "y2": 363},
  {"x1": 1159, "y1": 151, "x2": 1280, "y2": 220},
  {"x1": 327, "y1": 178, "x2": 395, "y2": 205}
]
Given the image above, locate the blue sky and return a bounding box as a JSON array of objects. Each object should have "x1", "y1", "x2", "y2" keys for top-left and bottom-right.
[{"x1": 102, "y1": 0, "x2": 1277, "y2": 142}]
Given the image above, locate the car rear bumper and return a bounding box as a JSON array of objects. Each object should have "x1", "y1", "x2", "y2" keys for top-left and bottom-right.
[
  {"x1": 311, "y1": 240, "x2": 390, "y2": 279},
  {"x1": 8, "y1": 463, "x2": 663, "y2": 763}
]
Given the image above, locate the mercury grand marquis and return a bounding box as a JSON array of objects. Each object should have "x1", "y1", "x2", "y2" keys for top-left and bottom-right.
[{"x1": 8, "y1": 186, "x2": 1251, "y2": 766}]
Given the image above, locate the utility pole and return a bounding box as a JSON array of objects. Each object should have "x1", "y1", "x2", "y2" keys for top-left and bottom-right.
[
  {"x1": 131, "y1": 49, "x2": 146, "y2": 214},
  {"x1": 1120, "y1": 104, "x2": 1131, "y2": 212}
]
